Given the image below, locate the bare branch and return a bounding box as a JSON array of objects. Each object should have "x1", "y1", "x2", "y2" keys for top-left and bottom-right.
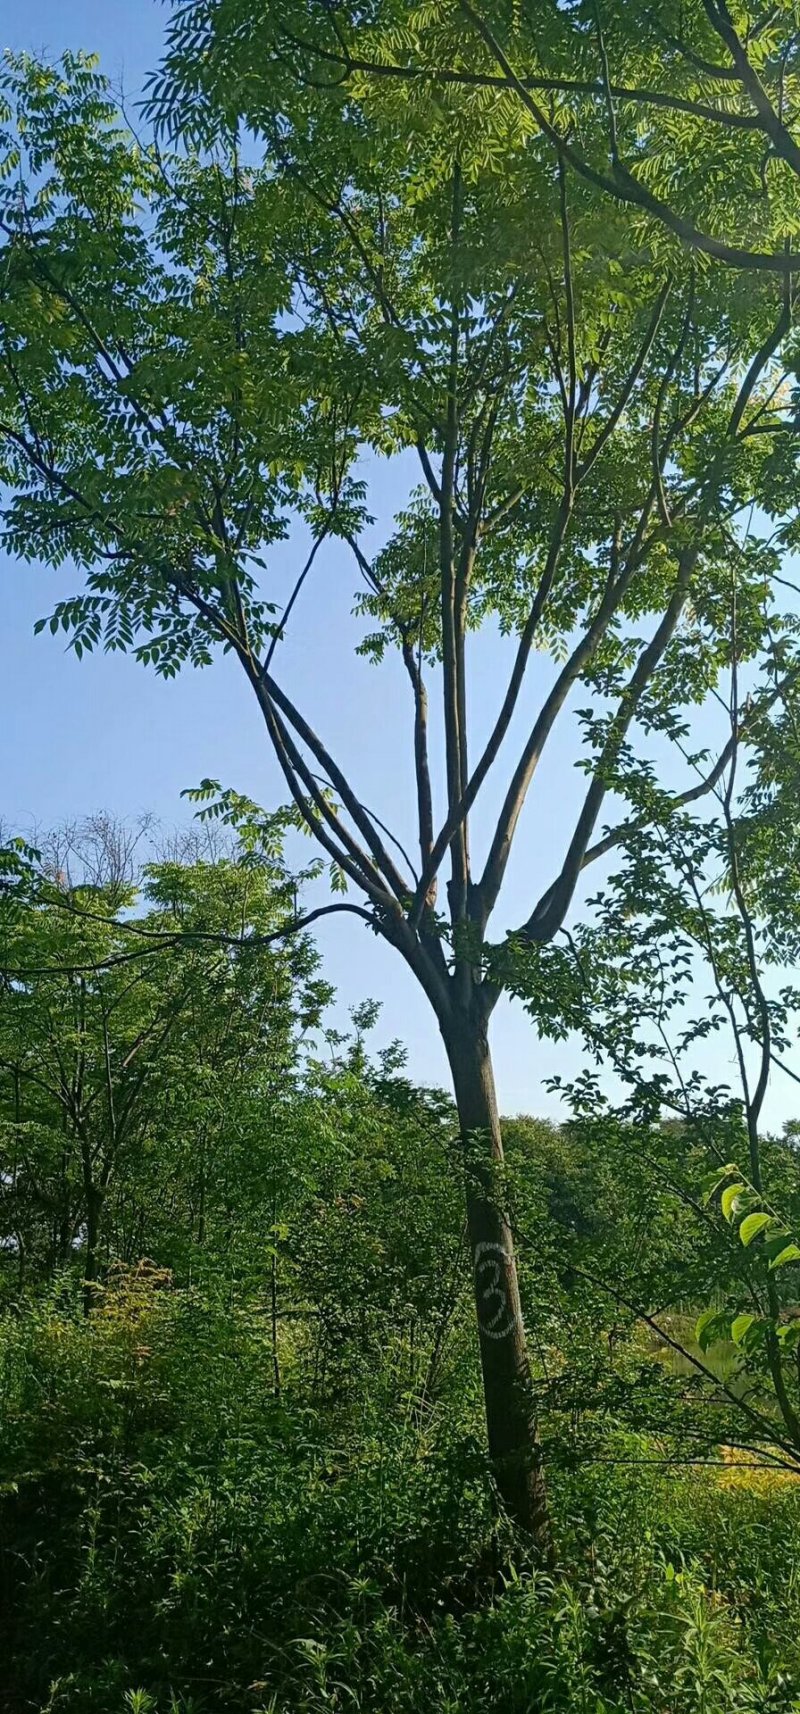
[
  {"x1": 410, "y1": 492, "x2": 573, "y2": 924},
  {"x1": 518, "y1": 545, "x2": 698, "y2": 944},
  {"x1": 477, "y1": 499, "x2": 663, "y2": 925},
  {"x1": 249, "y1": 673, "x2": 401, "y2": 907},
  {"x1": 256, "y1": 666, "x2": 413, "y2": 900},
  {"x1": 264, "y1": 530, "x2": 329, "y2": 670},
  {"x1": 578, "y1": 281, "x2": 671, "y2": 481},
  {"x1": 0, "y1": 904, "x2": 375, "y2": 979}
]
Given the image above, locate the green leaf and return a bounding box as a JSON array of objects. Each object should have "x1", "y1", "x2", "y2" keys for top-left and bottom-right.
[
  {"x1": 738, "y1": 1211, "x2": 772, "y2": 1247},
  {"x1": 695, "y1": 1309, "x2": 731, "y2": 1352},
  {"x1": 763, "y1": 1231, "x2": 794, "y2": 1261},
  {"x1": 721, "y1": 1182, "x2": 747, "y2": 1223},
  {"x1": 695, "y1": 1309, "x2": 716, "y2": 1350},
  {"x1": 769, "y1": 1243, "x2": 800, "y2": 1271},
  {"x1": 700, "y1": 1164, "x2": 737, "y2": 1205},
  {"x1": 730, "y1": 1312, "x2": 759, "y2": 1347}
]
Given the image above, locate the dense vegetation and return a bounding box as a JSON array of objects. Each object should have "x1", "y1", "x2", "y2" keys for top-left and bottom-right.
[
  {"x1": 5, "y1": 1, "x2": 800, "y2": 1707},
  {"x1": 1, "y1": 827, "x2": 800, "y2": 1712}
]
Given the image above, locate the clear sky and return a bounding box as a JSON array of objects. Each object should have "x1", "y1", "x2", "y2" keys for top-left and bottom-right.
[{"x1": 2, "y1": 0, "x2": 793, "y2": 1127}]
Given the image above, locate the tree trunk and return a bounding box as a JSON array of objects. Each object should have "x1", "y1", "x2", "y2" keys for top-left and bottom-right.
[
  {"x1": 83, "y1": 1187, "x2": 104, "y2": 1317},
  {"x1": 443, "y1": 1010, "x2": 553, "y2": 1559}
]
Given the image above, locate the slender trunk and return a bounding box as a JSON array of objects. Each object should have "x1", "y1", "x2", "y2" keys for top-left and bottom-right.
[
  {"x1": 443, "y1": 1010, "x2": 552, "y2": 1559},
  {"x1": 83, "y1": 1187, "x2": 104, "y2": 1317},
  {"x1": 270, "y1": 1187, "x2": 281, "y2": 1396},
  {"x1": 196, "y1": 1128, "x2": 207, "y2": 1245},
  {"x1": 58, "y1": 1113, "x2": 71, "y2": 1269}
]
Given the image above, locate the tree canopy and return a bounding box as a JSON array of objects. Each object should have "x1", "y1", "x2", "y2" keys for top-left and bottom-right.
[{"x1": 5, "y1": 1, "x2": 800, "y2": 1556}]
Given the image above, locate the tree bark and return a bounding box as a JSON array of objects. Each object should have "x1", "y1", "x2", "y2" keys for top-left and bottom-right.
[{"x1": 443, "y1": 1009, "x2": 553, "y2": 1559}]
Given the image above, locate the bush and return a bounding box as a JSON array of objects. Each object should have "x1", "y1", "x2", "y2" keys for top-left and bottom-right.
[{"x1": 3, "y1": 1268, "x2": 800, "y2": 1712}]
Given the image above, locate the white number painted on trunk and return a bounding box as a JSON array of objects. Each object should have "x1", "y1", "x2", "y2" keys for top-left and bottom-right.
[{"x1": 474, "y1": 1241, "x2": 519, "y2": 1340}]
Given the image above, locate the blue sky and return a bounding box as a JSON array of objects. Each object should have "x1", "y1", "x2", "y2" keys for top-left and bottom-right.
[{"x1": 2, "y1": 0, "x2": 793, "y2": 1127}]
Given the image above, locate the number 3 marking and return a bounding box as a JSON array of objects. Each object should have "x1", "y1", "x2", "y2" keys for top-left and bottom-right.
[{"x1": 474, "y1": 1241, "x2": 519, "y2": 1340}]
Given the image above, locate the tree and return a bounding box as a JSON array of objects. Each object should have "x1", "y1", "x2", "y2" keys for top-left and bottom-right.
[
  {"x1": 2, "y1": 47, "x2": 799, "y2": 1548},
  {"x1": 0, "y1": 819, "x2": 326, "y2": 1308}
]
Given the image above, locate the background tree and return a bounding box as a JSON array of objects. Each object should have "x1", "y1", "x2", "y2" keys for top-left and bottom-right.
[{"x1": 0, "y1": 817, "x2": 328, "y2": 1307}]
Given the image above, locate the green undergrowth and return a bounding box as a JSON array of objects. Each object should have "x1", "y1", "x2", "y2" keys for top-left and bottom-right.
[{"x1": 2, "y1": 1277, "x2": 800, "y2": 1714}]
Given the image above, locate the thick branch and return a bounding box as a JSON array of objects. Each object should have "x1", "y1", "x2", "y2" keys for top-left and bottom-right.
[
  {"x1": 518, "y1": 546, "x2": 699, "y2": 944},
  {"x1": 411, "y1": 274, "x2": 673, "y2": 925},
  {"x1": 0, "y1": 904, "x2": 375, "y2": 979},
  {"x1": 552, "y1": 645, "x2": 800, "y2": 884},
  {"x1": 478, "y1": 503, "x2": 661, "y2": 923},
  {"x1": 410, "y1": 493, "x2": 573, "y2": 924},
  {"x1": 248, "y1": 671, "x2": 400, "y2": 908},
  {"x1": 578, "y1": 281, "x2": 671, "y2": 480},
  {"x1": 257, "y1": 666, "x2": 413, "y2": 901},
  {"x1": 728, "y1": 274, "x2": 792, "y2": 439},
  {"x1": 401, "y1": 634, "x2": 436, "y2": 874},
  {"x1": 289, "y1": 32, "x2": 761, "y2": 129},
  {"x1": 701, "y1": 0, "x2": 800, "y2": 179},
  {"x1": 264, "y1": 530, "x2": 328, "y2": 670},
  {"x1": 440, "y1": 164, "x2": 470, "y2": 928},
  {"x1": 457, "y1": 3, "x2": 800, "y2": 274}
]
